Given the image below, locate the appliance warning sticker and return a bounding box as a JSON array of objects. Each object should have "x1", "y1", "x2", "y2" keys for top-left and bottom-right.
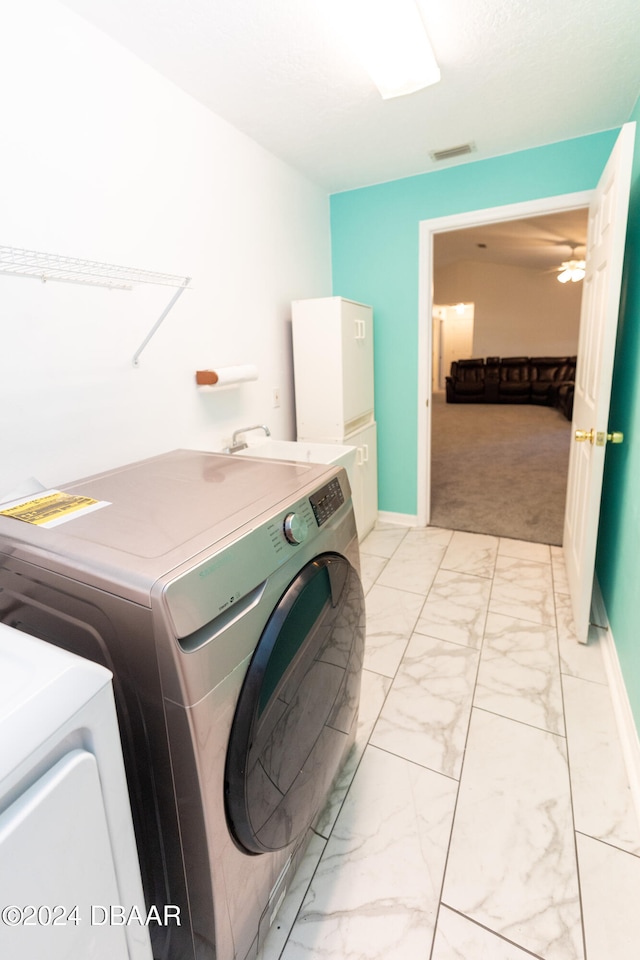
[{"x1": 0, "y1": 490, "x2": 110, "y2": 528}]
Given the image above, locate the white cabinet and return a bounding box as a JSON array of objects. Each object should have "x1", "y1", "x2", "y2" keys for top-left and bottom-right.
[
  {"x1": 292, "y1": 297, "x2": 374, "y2": 442},
  {"x1": 292, "y1": 297, "x2": 378, "y2": 538}
]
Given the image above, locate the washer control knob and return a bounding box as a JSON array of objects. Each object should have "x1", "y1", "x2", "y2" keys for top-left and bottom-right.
[{"x1": 283, "y1": 512, "x2": 308, "y2": 545}]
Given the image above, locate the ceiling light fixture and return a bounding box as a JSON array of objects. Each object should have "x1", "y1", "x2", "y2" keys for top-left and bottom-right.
[
  {"x1": 557, "y1": 259, "x2": 586, "y2": 283},
  {"x1": 326, "y1": 0, "x2": 441, "y2": 100},
  {"x1": 556, "y1": 243, "x2": 585, "y2": 283}
]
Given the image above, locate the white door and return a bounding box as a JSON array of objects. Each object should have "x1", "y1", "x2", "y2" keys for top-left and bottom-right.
[{"x1": 563, "y1": 123, "x2": 635, "y2": 643}]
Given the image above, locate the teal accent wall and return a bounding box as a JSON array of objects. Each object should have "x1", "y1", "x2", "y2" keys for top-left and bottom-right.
[
  {"x1": 330, "y1": 131, "x2": 618, "y2": 516},
  {"x1": 596, "y1": 100, "x2": 640, "y2": 729}
]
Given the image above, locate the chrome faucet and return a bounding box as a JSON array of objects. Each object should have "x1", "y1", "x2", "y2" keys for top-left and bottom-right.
[{"x1": 227, "y1": 424, "x2": 271, "y2": 453}]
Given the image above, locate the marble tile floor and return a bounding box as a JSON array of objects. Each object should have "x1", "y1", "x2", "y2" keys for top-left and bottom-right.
[{"x1": 257, "y1": 524, "x2": 640, "y2": 960}]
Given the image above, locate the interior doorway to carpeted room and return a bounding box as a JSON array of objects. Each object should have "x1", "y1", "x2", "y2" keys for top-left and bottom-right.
[
  {"x1": 430, "y1": 209, "x2": 587, "y2": 546},
  {"x1": 429, "y1": 394, "x2": 571, "y2": 545}
]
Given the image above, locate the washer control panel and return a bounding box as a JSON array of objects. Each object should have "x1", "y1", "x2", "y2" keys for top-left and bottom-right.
[
  {"x1": 164, "y1": 471, "x2": 348, "y2": 638},
  {"x1": 309, "y1": 477, "x2": 345, "y2": 527}
]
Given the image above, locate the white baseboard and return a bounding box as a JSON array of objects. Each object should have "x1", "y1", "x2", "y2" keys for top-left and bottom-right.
[
  {"x1": 376, "y1": 510, "x2": 418, "y2": 527},
  {"x1": 592, "y1": 578, "x2": 640, "y2": 826}
]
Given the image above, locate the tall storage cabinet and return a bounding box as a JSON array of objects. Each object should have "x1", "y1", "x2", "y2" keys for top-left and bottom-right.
[{"x1": 292, "y1": 297, "x2": 378, "y2": 538}]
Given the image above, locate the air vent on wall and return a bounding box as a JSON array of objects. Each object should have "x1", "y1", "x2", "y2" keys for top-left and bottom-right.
[{"x1": 430, "y1": 142, "x2": 475, "y2": 162}]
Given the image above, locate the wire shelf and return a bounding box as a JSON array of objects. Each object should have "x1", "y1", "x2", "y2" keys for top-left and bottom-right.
[
  {"x1": 0, "y1": 245, "x2": 189, "y2": 291},
  {"x1": 1, "y1": 244, "x2": 191, "y2": 363}
]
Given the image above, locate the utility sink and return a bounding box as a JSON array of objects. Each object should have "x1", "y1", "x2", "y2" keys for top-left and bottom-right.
[{"x1": 233, "y1": 439, "x2": 356, "y2": 472}]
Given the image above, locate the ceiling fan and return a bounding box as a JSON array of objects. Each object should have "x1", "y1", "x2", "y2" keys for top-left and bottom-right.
[
  {"x1": 547, "y1": 241, "x2": 586, "y2": 283},
  {"x1": 557, "y1": 242, "x2": 586, "y2": 282}
]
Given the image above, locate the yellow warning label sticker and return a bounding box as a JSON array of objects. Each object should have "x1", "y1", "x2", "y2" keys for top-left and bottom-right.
[{"x1": 0, "y1": 490, "x2": 110, "y2": 528}]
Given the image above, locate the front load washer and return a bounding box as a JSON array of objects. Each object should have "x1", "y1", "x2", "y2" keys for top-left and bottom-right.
[{"x1": 0, "y1": 450, "x2": 365, "y2": 960}]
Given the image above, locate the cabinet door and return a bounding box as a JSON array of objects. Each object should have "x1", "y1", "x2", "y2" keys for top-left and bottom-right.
[
  {"x1": 340, "y1": 300, "x2": 374, "y2": 432},
  {"x1": 351, "y1": 422, "x2": 378, "y2": 538}
]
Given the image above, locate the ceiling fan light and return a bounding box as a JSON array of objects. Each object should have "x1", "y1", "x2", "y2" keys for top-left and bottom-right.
[{"x1": 557, "y1": 259, "x2": 586, "y2": 283}]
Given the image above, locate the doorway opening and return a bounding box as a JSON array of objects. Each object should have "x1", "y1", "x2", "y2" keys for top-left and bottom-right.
[
  {"x1": 417, "y1": 192, "x2": 594, "y2": 538},
  {"x1": 432, "y1": 302, "x2": 475, "y2": 393}
]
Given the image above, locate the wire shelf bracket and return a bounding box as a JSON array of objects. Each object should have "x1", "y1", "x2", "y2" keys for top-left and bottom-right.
[
  {"x1": 132, "y1": 283, "x2": 190, "y2": 366},
  {"x1": 0, "y1": 244, "x2": 191, "y2": 365}
]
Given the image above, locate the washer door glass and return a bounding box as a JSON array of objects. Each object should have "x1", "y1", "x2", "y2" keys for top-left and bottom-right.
[{"x1": 224, "y1": 552, "x2": 364, "y2": 855}]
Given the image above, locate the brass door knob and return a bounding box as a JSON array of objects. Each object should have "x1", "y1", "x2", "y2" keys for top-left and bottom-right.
[{"x1": 575, "y1": 428, "x2": 624, "y2": 446}]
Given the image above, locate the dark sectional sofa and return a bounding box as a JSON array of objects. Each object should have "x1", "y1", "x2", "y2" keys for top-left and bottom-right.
[{"x1": 445, "y1": 356, "x2": 576, "y2": 419}]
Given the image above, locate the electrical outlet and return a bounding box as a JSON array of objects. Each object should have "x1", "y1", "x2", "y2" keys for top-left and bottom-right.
[{"x1": 273, "y1": 388, "x2": 281, "y2": 408}]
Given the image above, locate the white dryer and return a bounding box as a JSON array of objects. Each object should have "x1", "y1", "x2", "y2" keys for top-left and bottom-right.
[
  {"x1": 0, "y1": 450, "x2": 365, "y2": 960},
  {"x1": 0, "y1": 623, "x2": 151, "y2": 960}
]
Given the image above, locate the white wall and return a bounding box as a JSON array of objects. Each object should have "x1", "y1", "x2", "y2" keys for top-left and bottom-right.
[
  {"x1": 434, "y1": 260, "x2": 582, "y2": 358},
  {"x1": 0, "y1": 1, "x2": 331, "y2": 498}
]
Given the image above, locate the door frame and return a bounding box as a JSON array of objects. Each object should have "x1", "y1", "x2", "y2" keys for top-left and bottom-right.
[{"x1": 416, "y1": 190, "x2": 594, "y2": 527}]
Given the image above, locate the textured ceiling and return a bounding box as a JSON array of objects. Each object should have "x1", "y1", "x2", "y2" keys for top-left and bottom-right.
[
  {"x1": 434, "y1": 208, "x2": 590, "y2": 273},
  {"x1": 60, "y1": 0, "x2": 640, "y2": 193}
]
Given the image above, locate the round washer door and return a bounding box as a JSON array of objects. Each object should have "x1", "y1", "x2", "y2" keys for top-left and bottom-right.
[{"x1": 224, "y1": 552, "x2": 364, "y2": 855}]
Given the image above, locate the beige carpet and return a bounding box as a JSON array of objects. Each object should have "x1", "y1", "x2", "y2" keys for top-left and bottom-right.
[{"x1": 430, "y1": 393, "x2": 572, "y2": 545}]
